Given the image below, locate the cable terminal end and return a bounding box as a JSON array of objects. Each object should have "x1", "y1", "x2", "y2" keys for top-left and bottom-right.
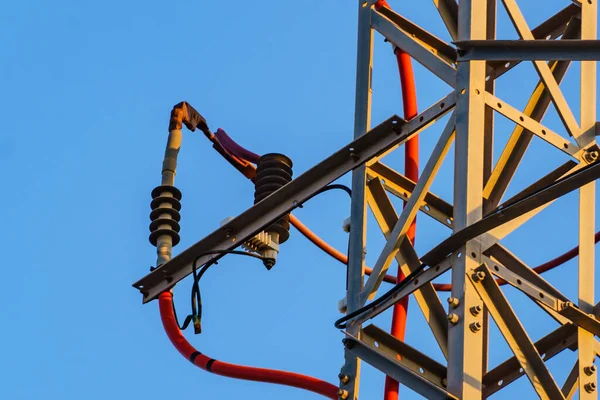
[{"x1": 193, "y1": 316, "x2": 202, "y2": 335}]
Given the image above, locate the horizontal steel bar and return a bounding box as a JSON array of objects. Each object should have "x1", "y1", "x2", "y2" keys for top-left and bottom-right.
[
  {"x1": 343, "y1": 334, "x2": 457, "y2": 399},
  {"x1": 457, "y1": 40, "x2": 600, "y2": 61},
  {"x1": 133, "y1": 95, "x2": 456, "y2": 302},
  {"x1": 421, "y1": 160, "x2": 600, "y2": 268},
  {"x1": 489, "y1": 5, "x2": 580, "y2": 76},
  {"x1": 362, "y1": 324, "x2": 448, "y2": 387}
]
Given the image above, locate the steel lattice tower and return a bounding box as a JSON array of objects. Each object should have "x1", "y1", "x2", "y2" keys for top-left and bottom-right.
[{"x1": 135, "y1": 0, "x2": 600, "y2": 398}]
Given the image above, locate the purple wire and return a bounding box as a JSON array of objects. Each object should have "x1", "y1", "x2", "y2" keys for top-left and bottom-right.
[{"x1": 214, "y1": 128, "x2": 260, "y2": 163}]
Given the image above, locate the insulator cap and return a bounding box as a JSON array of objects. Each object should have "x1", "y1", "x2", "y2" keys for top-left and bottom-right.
[
  {"x1": 254, "y1": 153, "x2": 293, "y2": 244},
  {"x1": 149, "y1": 185, "x2": 182, "y2": 247}
]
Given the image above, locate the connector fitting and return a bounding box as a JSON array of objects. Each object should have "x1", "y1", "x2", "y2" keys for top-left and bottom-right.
[
  {"x1": 251, "y1": 153, "x2": 293, "y2": 269},
  {"x1": 169, "y1": 101, "x2": 211, "y2": 137}
]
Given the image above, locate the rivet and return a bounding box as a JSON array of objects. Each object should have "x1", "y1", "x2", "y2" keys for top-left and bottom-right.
[{"x1": 338, "y1": 389, "x2": 350, "y2": 399}]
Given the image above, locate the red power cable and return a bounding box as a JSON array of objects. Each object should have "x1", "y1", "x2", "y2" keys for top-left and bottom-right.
[
  {"x1": 159, "y1": 292, "x2": 339, "y2": 399},
  {"x1": 373, "y1": 1, "x2": 418, "y2": 399}
]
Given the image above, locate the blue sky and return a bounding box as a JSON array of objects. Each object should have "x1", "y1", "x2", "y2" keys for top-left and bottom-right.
[{"x1": 1, "y1": 0, "x2": 598, "y2": 399}]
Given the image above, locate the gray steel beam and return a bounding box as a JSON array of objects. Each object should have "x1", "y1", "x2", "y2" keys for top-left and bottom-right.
[
  {"x1": 362, "y1": 324, "x2": 448, "y2": 387},
  {"x1": 343, "y1": 334, "x2": 457, "y2": 399},
  {"x1": 340, "y1": 0, "x2": 374, "y2": 397},
  {"x1": 134, "y1": 96, "x2": 455, "y2": 302},
  {"x1": 457, "y1": 40, "x2": 600, "y2": 61},
  {"x1": 447, "y1": 1, "x2": 488, "y2": 397},
  {"x1": 489, "y1": 5, "x2": 580, "y2": 76}
]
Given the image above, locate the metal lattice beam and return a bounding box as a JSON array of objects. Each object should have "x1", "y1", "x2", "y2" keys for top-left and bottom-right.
[{"x1": 134, "y1": 1, "x2": 600, "y2": 398}]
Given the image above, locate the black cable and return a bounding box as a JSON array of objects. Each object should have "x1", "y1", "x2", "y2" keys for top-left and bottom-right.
[
  {"x1": 334, "y1": 262, "x2": 427, "y2": 329},
  {"x1": 173, "y1": 184, "x2": 350, "y2": 331},
  {"x1": 171, "y1": 249, "x2": 268, "y2": 333},
  {"x1": 315, "y1": 184, "x2": 352, "y2": 198},
  {"x1": 191, "y1": 258, "x2": 217, "y2": 331},
  {"x1": 305, "y1": 184, "x2": 352, "y2": 204}
]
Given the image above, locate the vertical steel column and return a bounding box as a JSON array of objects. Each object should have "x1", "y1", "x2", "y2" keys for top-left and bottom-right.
[
  {"x1": 480, "y1": 0, "x2": 496, "y2": 378},
  {"x1": 340, "y1": 1, "x2": 374, "y2": 399},
  {"x1": 447, "y1": 1, "x2": 487, "y2": 398},
  {"x1": 578, "y1": 0, "x2": 597, "y2": 398}
]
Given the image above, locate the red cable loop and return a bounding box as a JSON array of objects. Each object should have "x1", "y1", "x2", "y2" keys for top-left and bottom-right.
[{"x1": 159, "y1": 292, "x2": 339, "y2": 399}]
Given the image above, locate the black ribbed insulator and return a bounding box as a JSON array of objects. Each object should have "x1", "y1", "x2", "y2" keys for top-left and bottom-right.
[
  {"x1": 254, "y1": 153, "x2": 293, "y2": 244},
  {"x1": 149, "y1": 185, "x2": 182, "y2": 246}
]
